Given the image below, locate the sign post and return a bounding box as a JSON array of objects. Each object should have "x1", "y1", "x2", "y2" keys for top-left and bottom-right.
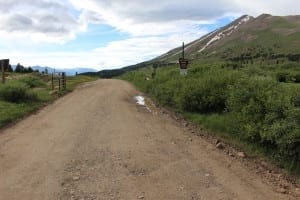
[
  {"x1": 179, "y1": 42, "x2": 189, "y2": 75},
  {"x1": 0, "y1": 59, "x2": 9, "y2": 84}
]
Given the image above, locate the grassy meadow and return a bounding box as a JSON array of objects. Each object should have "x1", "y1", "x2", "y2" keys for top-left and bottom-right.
[{"x1": 0, "y1": 73, "x2": 97, "y2": 128}]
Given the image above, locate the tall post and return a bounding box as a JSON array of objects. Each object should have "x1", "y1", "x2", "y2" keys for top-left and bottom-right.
[
  {"x1": 182, "y1": 42, "x2": 185, "y2": 59},
  {"x1": 1, "y1": 61, "x2": 4, "y2": 84},
  {"x1": 58, "y1": 76, "x2": 61, "y2": 91},
  {"x1": 179, "y1": 43, "x2": 188, "y2": 76},
  {"x1": 62, "y1": 72, "x2": 66, "y2": 90},
  {"x1": 51, "y1": 73, "x2": 54, "y2": 90}
]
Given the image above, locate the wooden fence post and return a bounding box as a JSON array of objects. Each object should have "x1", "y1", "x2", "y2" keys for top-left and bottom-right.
[
  {"x1": 61, "y1": 72, "x2": 66, "y2": 90},
  {"x1": 58, "y1": 75, "x2": 61, "y2": 91},
  {"x1": 0, "y1": 59, "x2": 9, "y2": 84},
  {"x1": 1, "y1": 61, "x2": 4, "y2": 84},
  {"x1": 51, "y1": 73, "x2": 54, "y2": 90}
]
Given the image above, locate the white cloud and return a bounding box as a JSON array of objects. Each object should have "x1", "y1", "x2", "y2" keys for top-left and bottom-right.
[
  {"x1": 1, "y1": 0, "x2": 300, "y2": 70},
  {"x1": 0, "y1": 0, "x2": 84, "y2": 43},
  {"x1": 92, "y1": 32, "x2": 205, "y2": 68},
  {"x1": 70, "y1": 0, "x2": 300, "y2": 36},
  {"x1": 70, "y1": 0, "x2": 230, "y2": 36},
  {"x1": 0, "y1": 30, "x2": 204, "y2": 70},
  {"x1": 232, "y1": 0, "x2": 300, "y2": 16},
  {"x1": 2, "y1": 0, "x2": 300, "y2": 42}
]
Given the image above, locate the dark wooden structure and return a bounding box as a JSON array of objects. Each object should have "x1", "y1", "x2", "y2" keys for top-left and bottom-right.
[
  {"x1": 52, "y1": 72, "x2": 67, "y2": 90},
  {"x1": 179, "y1": 43, "x2": 189, "y2": 75},
  {"x1": 0, "y1": 59, "x2": 9, "y2": 84}
]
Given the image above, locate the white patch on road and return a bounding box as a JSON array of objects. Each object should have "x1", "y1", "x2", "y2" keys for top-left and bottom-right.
[
  {"x1": 135, "y1": 96, "x2": 145, "y2": 106},
  {"x1": 135, "y1": 96, "x2": 151, "y2": 112}
]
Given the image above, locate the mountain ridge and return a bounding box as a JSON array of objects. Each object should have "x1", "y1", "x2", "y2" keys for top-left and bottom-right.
[
  {"x1": 154, "y1": 14, "x2": 254, "y2": 62},
  {"x1": 84, "y1": 13, "x2": 300, "y2": 77},
  {"x1": 154, "y1": 13, "x2": 300, "y2": 63}
]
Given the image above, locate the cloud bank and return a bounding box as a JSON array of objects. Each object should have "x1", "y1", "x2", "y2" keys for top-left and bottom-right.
[
  {"x1": 0, "y1": 0, "x2": 85, "y2": 43},
  {"x1": 1, "y1": 0, "x2": 300, "y2": 69}
]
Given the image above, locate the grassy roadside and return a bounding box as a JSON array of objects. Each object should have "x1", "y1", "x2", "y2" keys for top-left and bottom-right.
[
  {"x1": 120, "y1": 62, "x2": 300, "y2": 176},
  {"x1": 182, "y1": 112, "x2": 270, "y2": 161},
  {"x1": 0, "y1": 73, "x2": 98, "y2": 128}
]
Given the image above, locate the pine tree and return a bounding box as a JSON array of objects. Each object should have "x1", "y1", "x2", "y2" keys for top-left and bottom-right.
[
  {"x1": 15, "y1": 63, "x2": 25, "y2": 73},
  {"x1": 27, "y1": 67, "x2": 33, "y2": 73}
]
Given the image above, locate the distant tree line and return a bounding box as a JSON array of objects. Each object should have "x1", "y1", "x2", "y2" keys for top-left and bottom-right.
[
  {"x1": 226, "y1": 53, "x2": 300, "y2": 64},
  {"x1": 82, "y1": 61, "x2": 176, "y2": 79},
  {"x1": 14, "y1": 63, "x2": 34, "y2": 73},
  {"x1": 82, "y1": 62, "x2": 150, "y2": 78},
  {"x1": 2, "y1": 63, "x2": 38, "y2": 73},
  {"x1": 222, "y1": 45, "x2": 300, "y2": 67}
]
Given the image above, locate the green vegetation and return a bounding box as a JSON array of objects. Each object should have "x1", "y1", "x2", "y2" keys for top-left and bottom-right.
[
  {"x1": 0, "y1": 81, "x2": 38, "y2": 103},
  {"x1": 18, "y1": 76, "x2": 46, "y2": 88},
  {"x1": 0, "y1": 101, "x2": 39, "y2": 127},
  {"x1": 121, "y1": 61, "x2": 300, "y2": 175},
  {"x1": 0, "y1": 73, "x2": 97, "y2": 128}
]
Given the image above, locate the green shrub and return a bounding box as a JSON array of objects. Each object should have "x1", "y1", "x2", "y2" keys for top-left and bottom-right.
[
  {"x1": 18, "y1": 76, "x2": 46, "y2": 88},
  {"x1": 227, "y1": 77, "x2": 300, "y2": 172},
  {"x1": 179, "y1": 70, "x2": 238, "y2": 113},
  {"x1": 151, "y1": 80, "x2": 179, "y2": 107},
  {"x1": 276, "y1": 72, "x2": 294, "y2": 82},
  {"x1": 226, "y1": 77, "x2": 274, "y2": 141},
  {"x1": 295, "y1": 74, "x2": 300, "y2": 83},
  {"x1": 262, "y1": 88, "x2": 300, "y2": 172},
  {"x1": 0, "y1": 82, "x2": 38, "y2": 103}
]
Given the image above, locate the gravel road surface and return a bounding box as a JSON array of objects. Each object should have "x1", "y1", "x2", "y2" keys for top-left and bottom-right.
[{"x1": 0, "y1": 79, "x2": 296, "y2": 200}]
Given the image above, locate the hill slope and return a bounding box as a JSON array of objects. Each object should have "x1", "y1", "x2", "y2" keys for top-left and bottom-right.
[
  {"x1": 85, "y1": 13, "x2": 300, "y2": 77},
  {"x1": 154, "y1": 14, "x2": 300, "y2": 63}
]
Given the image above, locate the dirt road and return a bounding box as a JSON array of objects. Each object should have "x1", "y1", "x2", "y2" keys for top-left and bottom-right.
[{"x1": 0, "y1": 79, "x2": 296, "y2": 200}]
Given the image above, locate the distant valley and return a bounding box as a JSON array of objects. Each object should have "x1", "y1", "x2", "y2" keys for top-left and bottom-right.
[
  {"x1": 11, "y1": 65, "x2": 97, "y2": 76},
  {"x1": 31, "y1": 66, "x2": 98, "y2": 76}
]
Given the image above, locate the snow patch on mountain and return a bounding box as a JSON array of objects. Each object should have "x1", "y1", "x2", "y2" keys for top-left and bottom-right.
[
  {"x1": 185, "y1": 30, "x2": 218, "y2": 51},
  {"x1": 198, "y1": 15, "x2": 251, "y2": 53},
  {"x1": 167, "y1": 29, "x2": 218, "y2": 59}
]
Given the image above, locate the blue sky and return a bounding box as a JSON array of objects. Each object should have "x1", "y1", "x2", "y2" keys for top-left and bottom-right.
[
  {"x1": 43, "y1": 24, "x2": 130, "y2": 52},
  {"x1": 0, "y1": 0, "x2": 299, "y2": 70}
]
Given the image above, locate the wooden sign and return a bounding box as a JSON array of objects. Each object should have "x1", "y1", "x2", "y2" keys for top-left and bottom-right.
[
  {"x1": 179, "y1": 58, "x2": 189, "y2": 69},
  {"x1": 0, "y1": 59, "x2": 9, "y2": 84},
  {"x1": 179, "y1": 42, "x2": 189, "y2": 75}
]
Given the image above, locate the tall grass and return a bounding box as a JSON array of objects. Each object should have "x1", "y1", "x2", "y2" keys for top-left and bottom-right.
[
  {"x1": 0, "y1": 81, "x2": 38, "y2": 103},
  {"x1": 0, "y1": 74, "x2": 98, "y2": 128},
  {"x1": 18, "y1": 76, "x2": 46, "y2": 88}
]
